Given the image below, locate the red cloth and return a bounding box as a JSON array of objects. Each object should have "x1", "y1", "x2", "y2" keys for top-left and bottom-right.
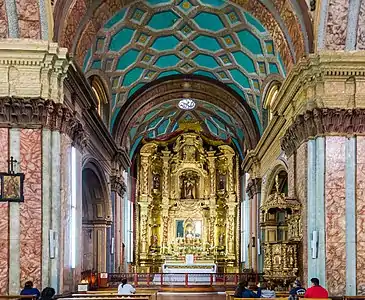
[{"x1": 304, "y1": 285, "x2": 329, "y2": 298}]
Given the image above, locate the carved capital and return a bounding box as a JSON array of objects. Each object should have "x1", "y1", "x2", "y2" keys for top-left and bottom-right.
[
  {"x1": 0, "y1": 97, "x2": 87, "y2": 150},
  {"x1": 246, "y1": 178, "x2": 262, "y2": 199},
  {"x1": 110, "y1": 175, "x2": 127, "y2": 197},
  {"x1": 281, "y1": 108, "x2": 365, "y2": 157}
]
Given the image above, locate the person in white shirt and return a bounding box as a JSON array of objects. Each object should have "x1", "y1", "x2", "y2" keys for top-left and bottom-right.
[{"x1": 117, "y1": 278, "x2": 136, "y2": 295}]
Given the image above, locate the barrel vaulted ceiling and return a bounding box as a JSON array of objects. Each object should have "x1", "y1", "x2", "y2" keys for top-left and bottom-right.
[{"x1": 84, "y1": 0, "x2": 286, "y2": 133}]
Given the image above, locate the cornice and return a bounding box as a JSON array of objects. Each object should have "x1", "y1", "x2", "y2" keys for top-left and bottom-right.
[
  {"x1": 110, "y1": 174, "x2": 127, "y2": 197},
  {"x1": 281, "y1": 107, "x2": 365, "y2": 157},
  {"x1": 246, "y1": 178, "x2": 262, "y2": 199},
  {"x1": 0, "y1": 97, "x2": 87, "y2": 149}
]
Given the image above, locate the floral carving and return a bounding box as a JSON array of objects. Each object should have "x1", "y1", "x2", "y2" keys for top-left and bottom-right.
[
  {"x1": 0, "y1": 97, "x2": 87, "y2": 149},
  {"x1": 281, "y1": 108, "x2": 365, "y2": 157},
  {"x1": 325, "y1": 0, "x2": 349, "y2": 50}
]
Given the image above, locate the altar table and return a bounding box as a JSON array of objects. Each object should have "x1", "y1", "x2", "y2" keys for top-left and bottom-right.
[{"x1": 153, "y1": 263, "x2": 216, "y2": 285}]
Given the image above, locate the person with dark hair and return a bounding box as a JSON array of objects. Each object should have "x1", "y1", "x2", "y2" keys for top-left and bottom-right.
[
  {"x1": 260, "y1": 282, "x2": 276, "y2": 298},
  {"x1": 20, "y1": 281, "x2": 40, "y2": 299},
  {"x1": 117, "y1": 278, "x2": 136, "y2": 295},
  {"x1": 234, "y1": 280, "x2": 260, "y2": 298},
  {"x1": 304, "y1": 278, "x2": 328, "y2": 298},
  {"x1": 289, "y1": 280, "x2": 306, "y2": 299},
  {"x1": 40, "y1": 287, "x2": 55, "y2": 300}
]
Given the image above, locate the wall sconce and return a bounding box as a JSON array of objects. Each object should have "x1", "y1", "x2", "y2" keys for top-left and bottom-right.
[{"x1": 0, "y1": 156, "x2": 25, "y2": 202}]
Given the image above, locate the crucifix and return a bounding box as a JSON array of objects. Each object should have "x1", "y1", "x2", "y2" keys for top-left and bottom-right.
[{"x1": 8, "y1": 156, "x2": 17, "y2": 174}]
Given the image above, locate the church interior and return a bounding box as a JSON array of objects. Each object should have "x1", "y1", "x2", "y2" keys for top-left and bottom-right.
[{"x1": 0, "y1": 0, "x2": 365, "y2": 299}]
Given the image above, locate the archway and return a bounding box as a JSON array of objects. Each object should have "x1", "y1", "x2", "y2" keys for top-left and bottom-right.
[{"x1": 82, "y1": 160, "x2": 111, "y2": 273}]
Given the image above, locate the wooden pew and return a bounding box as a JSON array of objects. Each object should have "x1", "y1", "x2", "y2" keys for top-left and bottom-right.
[
  {"x1": 344, "y1": 297, "x2": 365, "y2": 300},
  {"x1": 0, "y1": 296, "x2": 36, "y2": 300}
]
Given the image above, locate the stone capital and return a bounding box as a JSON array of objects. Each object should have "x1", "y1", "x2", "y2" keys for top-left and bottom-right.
[
  {"x1": 246, "y1": 178, "x2": 262, "y2": 199},
  {"x1": 281, "y1": 108, "x2": 365, "y2": 157},
  {"x1": 110, "y1": 175, "x2": 127, "y2": 197},
  {"x1": 0, "y1": 97, "x2": 87, "y2": 149}
]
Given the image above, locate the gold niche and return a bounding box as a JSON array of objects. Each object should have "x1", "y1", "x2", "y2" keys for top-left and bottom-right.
[{"x1": 135, "y1": 130, "x2": 240, "y2": 273}]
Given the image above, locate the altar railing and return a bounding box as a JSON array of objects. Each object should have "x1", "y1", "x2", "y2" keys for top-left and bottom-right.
[{"x1": 103, "y1": 272, "x2": 264, "y2": 288}]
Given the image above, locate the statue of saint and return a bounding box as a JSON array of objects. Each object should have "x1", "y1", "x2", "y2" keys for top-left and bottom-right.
[
  {"x1": 153, "y1": 173, "x2": 160, "y2": 189},
  {"x1": 219, "y1": 233, "x2": 225, "y2": 246},
  {"x1": 151, "y1": 234, "x2": 158, "y2": 248},
  {"x1": 181, "y1": 177, "x2": 195, "y2": 199}
]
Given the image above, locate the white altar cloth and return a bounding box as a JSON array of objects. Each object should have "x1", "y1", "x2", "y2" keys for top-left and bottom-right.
[{"x1": 153, "y1": 263, "x2": 216, "y2": 285}]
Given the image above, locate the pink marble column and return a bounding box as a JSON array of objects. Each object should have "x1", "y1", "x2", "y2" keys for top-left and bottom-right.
[
  {"x1": 0, "y1": 128, "x2": 9, "y2": 294},
  {"x1": 295, "y1": 143, "x2": 307, "y2": 283},
  {"x1": 20, "y1": 129, "x2": 42, "y2": 287},
  {"x1": 356, "y1": 136, "x2": 365, "y2": 294},
  {"x1": 325, "y1": 137, "x2": 346, "y2": 295}
]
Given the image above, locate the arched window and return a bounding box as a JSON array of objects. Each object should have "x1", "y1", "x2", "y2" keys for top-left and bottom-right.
[
  {"x1": 90, "y1": 76, "x2": 110, "y2": 127},
  {"x1": 263, "y1": 83, "x2": 280, "y2": 122}
]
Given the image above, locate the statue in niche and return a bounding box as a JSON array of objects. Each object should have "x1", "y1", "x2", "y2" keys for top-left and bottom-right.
[
  {"x1": 181, "y1": 172, "x2": 197, "y2": 199},
  {"x1": 152, "y1": 172, "x2": 160, "y2": 189},
  {"x1": 183, "y1": 145, "x2": 196, "y2": 161},
  {"x1": 218, "y1": 174, "x2": 226, "y2": 190},
  {"x1": 150, "y1": 234, "x2": 158, "y2": 248},
  {"x1": 219, "y1": 233, "x2": 225, "y2": 246}
]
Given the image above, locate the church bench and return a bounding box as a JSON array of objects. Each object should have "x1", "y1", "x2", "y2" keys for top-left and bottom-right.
[
  {"x1": 63, "y1": 297, "x2": 150, "y2": 300},
  {"x1": 0, "y1": 296, "x2": 36, "y2": 300},
  {"x1": 344, "y1": 297, "x2": 365, "y2": 300}
]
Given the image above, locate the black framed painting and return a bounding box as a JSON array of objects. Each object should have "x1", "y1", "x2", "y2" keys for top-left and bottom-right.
[{"x1": 0, "y1": 173, "x2": 25, "y2": 202}]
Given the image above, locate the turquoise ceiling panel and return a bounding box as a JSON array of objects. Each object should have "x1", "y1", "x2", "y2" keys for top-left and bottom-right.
[
  {"x1": 128, "y1": 83, "x2": 145, "y2": 98},
  {"x1": 193, "y1": 54, "x2": 219, "y2": 68},
  {"x1": 194, "y1": 12, "x2": 224, "y2": 31},
  {"x1": 229, "y1": 69, "x2": 250, "y2": 89},
  {"x1": 129, "y1": 126, "x2": 138, "y2": 140},
  {"x1": 116, "y1": 49, "x2": 140, "y2": 70},
  {"x1": 244, "y1": 12, "x2": 266, "y2": 33},
  {"x1": 155, "y1": 54, "x2": 180, "y2": 68},
  {"x1": 158, "y1": 70, "x2": 182, "y2": 78},
  {"x1": 232, "y1": 51, "x2": 256, "y2": 73},
  {"x1": 147, "y1": 11, "x2": 180, "y2": 30},
  {"x1": 193, "y1": 35, "x2": 221, "y2": 52},
  {"x1": 109, "y1": 28, "x2": 135, "y2": 52},
  {"x1": 198, "y1": 0, "x2": 225, "y2": 7},
  {"x1": 148, "y1": 116, "x2": 164, "y2": 129},
  {"x1": 236, "y1": 30, "x2": 263, "y2": 55},
  {"x1": 194, "y1": 70, "x2": 216, "y2": 79},
  {"x1": 104, "y1": 9, "x2": 127, "y2": 29},
  {"x1": 152, "y1": 36, "x2": 180, "y2": 51},
  {"x1": 122, "y1": 67, "x2": 144, "y2": 86},
  {"x1": 87, "y1": 0, "x2": 285, "y2": 133},
  {"x1": 157, "y1": 119, "x2": 170, "y2": 135},
  {"x1": 144, "y1": 109, "x2": 161, "y2": 122},
  {"x1": 269, "y1": 62, "x2": 280, "y2": 74},
  {"x1": 205, "y1": 119, "x2": 219, "y2": 136},
  {"x1": 216, "y1": 110, "x2": 233, "y2": 125},
  {"x1": 211, "y1": 116, "x2": 225, "y2": 129}
]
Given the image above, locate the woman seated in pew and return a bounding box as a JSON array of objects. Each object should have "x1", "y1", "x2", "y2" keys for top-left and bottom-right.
[
  {"x1": 259, "y1": 282, "x2": 276, "y2": 298},
  {"x1": 234, "y1": 280, "x2": 260, "y2": 298},
  {"x1": 118, "y1": 278, "x2": 136, "y2": 295},
  {"x1": 20, "y1": 281, "x2": 41, "y2": 299}
]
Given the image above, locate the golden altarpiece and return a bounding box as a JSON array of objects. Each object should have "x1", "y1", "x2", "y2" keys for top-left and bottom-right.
[
  {"x1": 260, "y1": 177, "x2": 302, "y2": 286},
  {"x1": 135, "y1": 129, "x2": 240, "y2": 273}
]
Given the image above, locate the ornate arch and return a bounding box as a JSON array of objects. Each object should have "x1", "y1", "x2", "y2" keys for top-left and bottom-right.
[
  {"x1": 264, "y1": 162, "x2": 288, "y2": 199},
  {"x1": 54, "y1": 0, "x2": 313, "y2": 70},
  {"x1": 112, "y1": 75, "x2": 261, "y2": 154}
]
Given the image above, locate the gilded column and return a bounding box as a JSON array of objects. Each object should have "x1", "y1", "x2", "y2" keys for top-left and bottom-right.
[
  {"x1": 161, "y1": 151, "x2": 170, "y2": 249},
  {"x1": 227, "y1": 203, "x2": 237, "y2": 258},
  {"x1": 139, "y1": 203, "x2": 149, "y2": 257},
  {"x1": 207, "y1": 151, "x2": 216, "y2": 247}
]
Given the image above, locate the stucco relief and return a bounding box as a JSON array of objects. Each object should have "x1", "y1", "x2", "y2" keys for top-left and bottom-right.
[
  {"x1": 325, "y1": 0, "x2": 349, "y2": 50},
  {"x1": 357, "y1": 0, "x2": 365, "y2": 50},
  {"x1": 16, "y1": 0, "x2": 41, "y2": 38}
]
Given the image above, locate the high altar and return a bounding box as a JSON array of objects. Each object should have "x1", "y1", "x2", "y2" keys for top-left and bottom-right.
[{"x1": 135, "y1": 126, "x2": 240, "y2": 273}]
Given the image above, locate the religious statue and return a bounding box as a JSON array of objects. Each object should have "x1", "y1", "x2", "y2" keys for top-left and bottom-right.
[
  {"x1": 181, "y1": 172, "x2": 197, "y2": 199},
  {"x1": 150, "y1": 234, "x2": 158, "y2": 248},
  {"x1": 219, "y1": 233, "x2": 225, "y2": 246},
  {"x1": 218, "y1": 175, "x2": 225, "y2": 190},
  {"x1": 152, "y1": 173, "x2": 160, "y2": 189}
]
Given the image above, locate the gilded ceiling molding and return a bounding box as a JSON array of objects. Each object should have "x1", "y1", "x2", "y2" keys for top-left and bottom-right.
[
  {"x1": 281, "y1": 108, "x2": 365, "y2": 157},
  {"x1": 0, "y1": 97, "x2": 87, "y2": 150},
  {"x1": 112, "y1": 75, "x2": 261, "y2": 151}
]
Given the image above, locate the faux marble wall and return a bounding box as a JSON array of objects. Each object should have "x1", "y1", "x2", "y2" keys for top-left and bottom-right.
[
  {"x1": 325, "y1": 137, "x2": 346, "y2": 295},
  {"x1": 356, "y1": 137, "x2": 365, "y2": 294},
  {"x1": 0, "y1": 128, "x2": 9, "y2": 294},
  {"x1": 20, "y1": 129, "x2": 42, "y2": 287},
  {"x1": 296, "y1": 143, "x2": 307, "y2": 283}
]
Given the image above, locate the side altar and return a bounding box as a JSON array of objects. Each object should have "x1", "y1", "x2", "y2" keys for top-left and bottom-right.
[{"x1": 135, "y1": 128, "x2": 240, "y2": 273}]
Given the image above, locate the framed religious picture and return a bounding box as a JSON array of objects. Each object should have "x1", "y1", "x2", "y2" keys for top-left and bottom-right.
[{"x1": 0, "y1": 173, "x2": 25, "y2": 202}]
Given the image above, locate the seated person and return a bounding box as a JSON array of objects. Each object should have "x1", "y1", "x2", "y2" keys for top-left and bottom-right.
[
  {"x1": 118, "y1": 278, "x2": 136, "y2": 295},
  {"x1": 234, "y1": 280, "x2": 260, "y2": 298},
  {"x1": 40, "y1": 287, "x2": 56, "y2": 300},
  {"x1": 20, "y1": 281, "x2": 41, "y2": 299},
  {"x1": 304, "y1": 278, "x2": 328, "y2": 298},
  {"x1": 289, "y1": 280, "x2": 306, "y2": 299},
  {"x1": 260, "y1": 282, "x2": 276, "y2": 298}
]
